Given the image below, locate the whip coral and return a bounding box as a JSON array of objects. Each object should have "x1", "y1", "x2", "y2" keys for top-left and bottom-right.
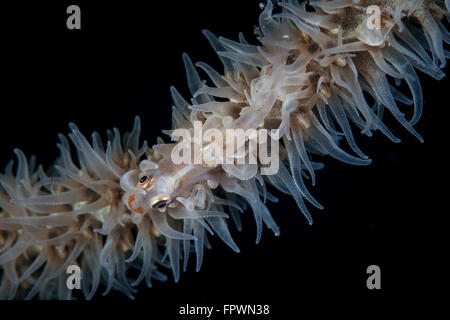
[{"x1": 0, "y1": 0, "x2": 449, "y2": 299}]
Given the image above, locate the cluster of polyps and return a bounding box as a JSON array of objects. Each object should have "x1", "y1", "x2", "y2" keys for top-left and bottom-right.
[{"x1": 1, "y1": 0, "x2": 449, "y2": 299}]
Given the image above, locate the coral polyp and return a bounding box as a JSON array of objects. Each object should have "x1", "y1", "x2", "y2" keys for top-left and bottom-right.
[{"x1": 1, "y1": 0, "x2": 448, "y2": 299}]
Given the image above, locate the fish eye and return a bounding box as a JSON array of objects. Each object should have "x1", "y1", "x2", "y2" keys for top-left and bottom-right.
[
  {"x1": 153, "y1": 200, "x2": 169, "y2": 208},
  {"x1": 138, "y1": 175, "x2": 155, "y2": 190},
  {"x1": 151, "y1": 195, "x2": 171, "y2": 209},
  {"x1": 139, "y1": 176, "x2": 148, "y2": 183}
]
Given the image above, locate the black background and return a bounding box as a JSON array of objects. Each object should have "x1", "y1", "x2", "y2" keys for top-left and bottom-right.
[{"x1": 0, "y1": 0, "x2": 447, "y2": 316}]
